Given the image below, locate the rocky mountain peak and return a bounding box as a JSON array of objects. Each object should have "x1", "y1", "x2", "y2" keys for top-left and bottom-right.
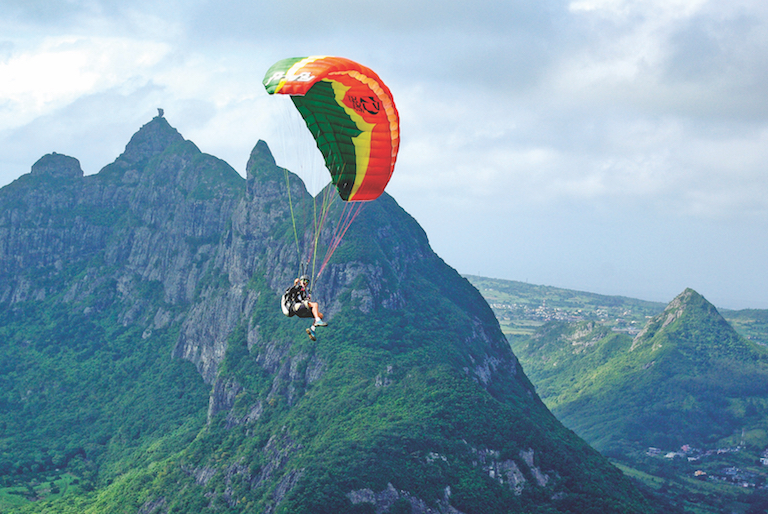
[
  {"x1": 118, "y1": 115, "x2": 184, "y2": 165},
  {"x1": 30, "y1": 152, "x2": 83, "y2": 179},
  {"x1": 246, "y1": 139, "x2": 277, "y2": 176},
  {"x1": 631, "y1": 287, "x2": 737, "y2": 353},
  {"x1": 244, "y1": 139, "x2": 293, "y2": 199},
  {"x1": 667, "y1": 287, "x2": 702, "y2": 309}
]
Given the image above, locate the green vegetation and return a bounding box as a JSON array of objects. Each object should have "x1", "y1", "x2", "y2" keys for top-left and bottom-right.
[
  {"x1": 472, "y1": 277, "x2": 768, "y2": 513},
  {"x1": 0, "y1": 293, "x2": 209, "y2": 512},
  {"x1": 520, "y1": 290, "x2": 768, "y2": 454},
  {"x1": 465, "y1": 275, "x2": 664, "y2": 339},
  {"x1": 722, "y1": 309, "x2": 768, "y2": 346},
  {"x1": 0, "y1": 118, "x2": 657, "y2": 513}
]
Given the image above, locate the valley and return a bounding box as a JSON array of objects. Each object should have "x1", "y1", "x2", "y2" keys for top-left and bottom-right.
[{"x1": 468, "y1": 275, "x2": 768, "y2": 514}]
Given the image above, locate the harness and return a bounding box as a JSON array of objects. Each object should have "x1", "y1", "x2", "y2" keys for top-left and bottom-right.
[{"x1": 281, "y1": 284, "x2": 313, "y2": 318}]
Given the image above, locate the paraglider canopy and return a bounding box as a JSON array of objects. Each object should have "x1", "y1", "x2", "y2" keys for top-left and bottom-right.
[{"x1": 263, "y1": 56, "x2": 400, "y2": 202}]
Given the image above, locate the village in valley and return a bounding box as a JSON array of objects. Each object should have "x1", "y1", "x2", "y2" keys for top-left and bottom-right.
[
  {"x1": 486, "y1": 299, "x2": 647, "y2": 335},
  {"x1": 645, "y1": 443, "x2": 768, "y2": 489},
  {"x1": 464, "y1": 275, "x2": 666, "y2": 339}
]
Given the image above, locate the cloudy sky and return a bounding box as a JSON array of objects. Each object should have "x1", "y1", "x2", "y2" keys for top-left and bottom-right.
[{"x1": 2, "y1": 0, "x2": 767, "y2": 309}]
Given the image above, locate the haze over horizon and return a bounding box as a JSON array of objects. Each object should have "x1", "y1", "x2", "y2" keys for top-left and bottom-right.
[{"x1": 2, "y1": 0, "x2": 767, "y2": 310}]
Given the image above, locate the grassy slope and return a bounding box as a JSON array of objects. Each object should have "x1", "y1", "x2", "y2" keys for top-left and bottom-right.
[
  {"x1": 536, "y1": 290, "x2": 768, "y2": 453},
  {"x1": 0, "y1": 290, "x2": 210, "y2": 511}
]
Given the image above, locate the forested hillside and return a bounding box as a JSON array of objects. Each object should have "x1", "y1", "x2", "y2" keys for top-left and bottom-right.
[
  {"x1": 471, "y1": 276, "x2": 768, "y2": 513},
  {"x1": 0, "y1": 116, "x2": 654, "y2": 513},
  {"x1": 513, "y1": 289, "x2": 768, "y2": 453}
]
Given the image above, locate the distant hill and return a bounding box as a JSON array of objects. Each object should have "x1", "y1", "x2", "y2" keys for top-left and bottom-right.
[
  {"x1": 465, "y1": 275, "x2": 768, "y2": 346},
  {"x1": 0, "y1": 117, "x2": 654, "y2": 513},
  {"x1": 465, "y1": 275, "x2": 666, "y2": 338},
  {"x1": 512, "y1": 288, "x2": 768, "y2": 454},
  {"x1": 721, "y1": 308, "x2": 768, "y2": 346},
  {"x1": 469, "y1": 279, "x2": 768, "y2": 513}
]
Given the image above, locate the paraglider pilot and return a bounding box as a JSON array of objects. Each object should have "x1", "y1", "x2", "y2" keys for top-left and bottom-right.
[{"x1": 284, "y1": 275, "x2": 327, "y2": 340}]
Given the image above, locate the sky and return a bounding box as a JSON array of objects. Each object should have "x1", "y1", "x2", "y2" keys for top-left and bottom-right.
[{"x1": 1, "y1": 0, "x2": 767, "y2": 310}]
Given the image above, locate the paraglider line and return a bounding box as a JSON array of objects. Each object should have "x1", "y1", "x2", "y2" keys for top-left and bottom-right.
[
  {"x1": 309, "y1": 185, "x2": 337, "y2": 287},
  {"x1": 284, "y1": 169, "x2": 302, "y2": 272},
  {"x1": 317, "y1": 201, "x2": 364, "y2": 277}
]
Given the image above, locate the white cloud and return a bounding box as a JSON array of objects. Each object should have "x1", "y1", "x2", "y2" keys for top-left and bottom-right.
[
  {"x1": 0, "y1": 36, "x2": 171, "y2": 128},
  {"x1": 1, "y1": 0, "x2": 768, "y2": 308},
  {"x1": 568, "y1": 0, "x2": 709, "y2": 19}
]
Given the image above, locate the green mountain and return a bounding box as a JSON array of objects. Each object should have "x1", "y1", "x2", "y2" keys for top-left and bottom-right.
[
  {"x1": 0, "y1": 116, "x2": 653, "y2": 513},
  {"x1": 469, "y1": 277, "x2": 768, "y2": 512},
  {"x1": 510, "y1": 288, "x2": 768, "y2": 455}
]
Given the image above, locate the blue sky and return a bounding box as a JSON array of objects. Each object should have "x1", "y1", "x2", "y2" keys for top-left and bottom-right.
[{"x1": 2, "y1": 0, "x2": 767, "y2": 309}]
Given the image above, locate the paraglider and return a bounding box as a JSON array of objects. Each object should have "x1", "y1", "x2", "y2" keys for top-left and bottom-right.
[
  {"x1": 263, "y1": 56, "x2": 400, "y2": 202},
  {"x1": 281, "y1": 275, "x2": 327, "y2": 341},
  {"x1": 264, "y1": 56, "x2": 400, "y2": 339}
]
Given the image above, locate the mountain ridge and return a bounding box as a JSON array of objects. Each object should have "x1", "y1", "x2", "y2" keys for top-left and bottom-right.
[{"x1": 0, "y1": 116, "x2": 653, "y2": 513}]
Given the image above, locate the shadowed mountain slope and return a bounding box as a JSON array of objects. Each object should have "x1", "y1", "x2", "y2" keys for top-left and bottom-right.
[{"x1": 0, "y1": 116, "x2": 653, "y2": 513}]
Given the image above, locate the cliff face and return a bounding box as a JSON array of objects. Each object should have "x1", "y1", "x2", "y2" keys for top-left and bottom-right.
[
  {"x1": 1, "y1": 116, "x2": 239, "y2": 308},
  {"x1": 0, "y1": 117, "x2": 653, "y2": 513}
]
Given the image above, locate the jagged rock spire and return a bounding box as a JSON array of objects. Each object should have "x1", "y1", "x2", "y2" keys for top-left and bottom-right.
[
  {"x1": 246, "y1": 140, "x2": 278, "y2": 178},
  {"x1": 118, "y1": 116, "x2": 184, "y2": 165}
]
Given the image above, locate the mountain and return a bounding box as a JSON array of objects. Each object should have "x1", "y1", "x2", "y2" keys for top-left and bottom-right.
[
  {"x1": 0, "y1": 116, "x2": 653, "y2": 513},
  {"x1": 511, "y1": 288, "x2": 768, "y2": 455},
  {"x1": 470, "y1": 278, "x2": 768, "y2": 512}
]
